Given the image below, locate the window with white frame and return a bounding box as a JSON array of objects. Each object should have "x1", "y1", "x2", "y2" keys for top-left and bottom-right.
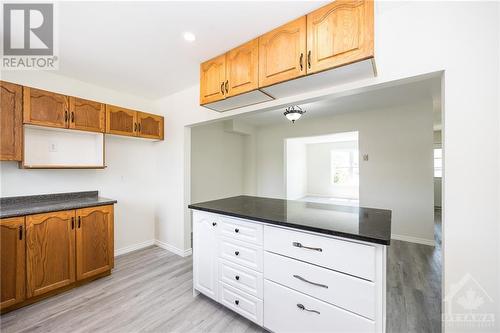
[
  {"x1": 434, "y1": 148, "x2": 442, "y2": 178},
  {"x1": 331, "y1": 149, "x2": 359, "y2": 186}
]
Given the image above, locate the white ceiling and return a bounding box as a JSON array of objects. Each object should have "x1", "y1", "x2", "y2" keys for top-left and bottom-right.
[
  {"x1": 53, "y1": 1, "x2": 327, "y2": 99},
  {"x1": 236, "y1": 77, "x2": 442, "y2": 127}
]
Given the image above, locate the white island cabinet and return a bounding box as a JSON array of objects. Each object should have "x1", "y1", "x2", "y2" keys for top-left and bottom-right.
[{"x1": 192, "y1": 209, "x2": 388, "y2": 333}]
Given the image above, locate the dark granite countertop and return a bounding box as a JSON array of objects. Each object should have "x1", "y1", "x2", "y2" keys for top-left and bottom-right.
[
  {"x1": 0, "y1": 191, "x2": 117, "y2": 218},
  {"x1": 189, "y1": 195, "x2": 391, "y2": 245}
]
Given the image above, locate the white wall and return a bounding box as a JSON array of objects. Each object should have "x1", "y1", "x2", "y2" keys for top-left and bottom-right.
[
  {"x1": 306, "y1": 140, "x2": 359, "y2": 199},
  {"x1": 434, "y1": 130, "x2": 442, "y2": 208},
  {"x1": 253, "y1": 102, "x2": 434, "y2": 244},
  {"x1": 0, "y1": 71, "x2": 159, "y2": 253},
  {"x1": 285, "y1": 140, "x2": 307, "y2": 200},
  {"x1": 190, "y1": 122, "x2": 247, "y2": 204},
  {"x1": 154, "y1": 3, "x2": 499, "y2": 324}
]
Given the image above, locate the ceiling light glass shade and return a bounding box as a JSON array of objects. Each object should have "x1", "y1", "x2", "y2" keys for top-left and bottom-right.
[{"x1": 284, "y1": 106, "x2": 305, "y2": 123}]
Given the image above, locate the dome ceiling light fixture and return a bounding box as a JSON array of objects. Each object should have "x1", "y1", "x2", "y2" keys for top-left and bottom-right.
[{"x1": 284, "y1": 105, "x2": 306, "y2": 124}]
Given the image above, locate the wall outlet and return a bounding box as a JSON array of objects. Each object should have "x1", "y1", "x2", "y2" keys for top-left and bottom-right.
[
  {"x1": 49, "y1": 143, "x2": 58, "y2": 152},
  {"x1": 363, "y1": 154, "x2": 369, "y2": 161}
]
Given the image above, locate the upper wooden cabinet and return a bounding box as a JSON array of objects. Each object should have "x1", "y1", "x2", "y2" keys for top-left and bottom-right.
[
  {"x1": 0, "y1": 217, "x2": 25, "y2": 310},
  {"x1": 26, "y1": 210, "x2": 76, "y2": 298},
  {"x1": 76, "y1": 205, "x2": 114, "y2": 281},
  {"x1": 106, "y1": 105, "x2": 137, "y2": 137},
  {"x1": 138, "y1": 112, "x2": 164, "y2": 140},
  {"x1": 23, "y1": 87, "x2": 69, "y2": 129},
  {"x1": 306, "y1": 0, "x2": 374, "y2": 74},
  {"x1": 69, "y1": 97, "x2": 105, "y2": 133},
  {"x1": 225, "y1": 39, "x2": 259, "y2": 98},
  {"x1": 200, "y1": 54, "x2": 226, "y2": 105},
  {"x1": 0, "y1": 81, "x2": 23, "y2": 161},
  {"x1": 259, "y1": 17, "x2": 307, "y2": 87}
]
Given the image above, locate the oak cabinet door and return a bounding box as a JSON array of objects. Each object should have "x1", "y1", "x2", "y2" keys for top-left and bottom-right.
[
  {"x1": 193, "y1": 212, "x2": 218, "y2": 301},
  {"x1": 0, "y1": 81, "x2": 23, "y2": 161},
  {"x1": 23, "y1": 87, "x2": 69, "y2": 129},
  {"x1": 259, "y1": 17, "x2": 307, "y2": 87},
  {"x1": 76, "y1": 205, "x2": 114, "y2": 281},
  {"x1": 69, "y1": 97, "x2": 105, "y2": 133},
  {"x1": 26, "y1": 210, "x2": 76, "y2": 298},
  {"x1": 0, "y1": 217, "x2": 25, "y2": 310},
  {"x1": 226, "y1": 39, "x2": 259, "y2": 98},
  {"x1": 105, "y1": 105, "x2": 137, "y2": 137},
  {"x1": 306, "y1": 0, "x2": 374, "y2": 74},
  {"x1": 200, "y1": 54, "x2": 226, "y2": 105},
  {"x1": 137, "y1": 112, "x2": 164, "y2": 140}
]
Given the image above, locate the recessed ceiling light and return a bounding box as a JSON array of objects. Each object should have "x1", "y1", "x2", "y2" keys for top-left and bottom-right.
[{"x1": 183, "y1": 32, "x2": 196, "y2": 42}]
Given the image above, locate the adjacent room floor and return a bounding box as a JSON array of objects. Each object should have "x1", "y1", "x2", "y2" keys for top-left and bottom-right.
[{"x1": 1, "y1": 212, "x2": 442, "y2": 333}]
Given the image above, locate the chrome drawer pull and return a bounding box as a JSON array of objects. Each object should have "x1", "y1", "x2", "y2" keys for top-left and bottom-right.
[
  {"x1": 292, "y1": 241, "x2": 323, "y2": 252},
  {"x1": 293, "y1": 274, "x2": 328, "y2": 289},
  {"x1": 297, "y1": 303, "x2": 320, "y2": 315}
]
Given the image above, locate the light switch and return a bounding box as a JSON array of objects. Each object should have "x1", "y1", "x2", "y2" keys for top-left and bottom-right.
[{"x1": 363, "y1": 154, "x2": 369, "y2": 161}]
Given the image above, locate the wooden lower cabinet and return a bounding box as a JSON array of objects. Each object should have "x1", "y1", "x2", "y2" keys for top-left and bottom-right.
[
  {"x1": 26, "y1": 210, "x2": 76, "y2": 298},
  {"x1": 1, "y1": 204, "x2": 115, "y2": 313},
  {"x1": 0, "y1": 217, "x2": 26, "y2": 310},
  {"x1": 76, "y1": 205, "x2": 114, "y2": 280}
]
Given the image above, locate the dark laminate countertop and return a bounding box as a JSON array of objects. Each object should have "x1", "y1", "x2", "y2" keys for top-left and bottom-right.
[
  {"x1": 0, "y1": 191, "x2": 117, "y2": 218},
  {"x1": 189, "y1": 195, "x2": 391, "y2": 245}
]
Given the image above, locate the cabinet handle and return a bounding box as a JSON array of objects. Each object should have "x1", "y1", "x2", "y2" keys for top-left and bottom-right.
[
  {"x1": 78, "y1": 216, "x2": 81, "y2": 228},
  {"x1": 234, "y1": 300, "x2": 239, "y2": 305},
  {"x1": 225, "y1": 80, "x2": 229, "y2": 94},
  {"x1": 307, "y1": 51, "x2": 311, "y2": 69},
  {"x1": 71, "y1": 217, "x2": 75, "y2": 229},
  {"x1": 71, "y1": 111, "x2": 75, "y2": 123},
  {"x1": 212, "y1": 222, "x2": 217, "y2": 227},
  {"x1": 234, "y1": 228, "x2": 239, "y2": 233},
  {"x1": 292, "y1": 241, "x2": 322, "y2": 252},
  {"x1": 293, "y1": 274, "x2": 328, "y2": 289},
  {"x1": 18, "y1": 226, "x2": 23, "y2": 240},
  {"x1": 297, "y1": 303, "x2": 320, "y2": 315},
  {"x1": 234, "y1": 251, "x2": 240, "y2": 256},
  {"x1": 64, "y1": 110, "x2": 68, "y2": 123},
  {"x1": 138, "y1": 123, "x2": 141, "y2": 132},
  {"x1": 220, "y1": 82, "x2": 224, "y2": 95},
  {"x1": 299, "y1": 53, "x2": 304, "y2": 71},
  {"x1": 235, "y1": 275, "x2": 240, "y2": 281},
  {"x1": 134, "y1": 123, "x2": 137, "y2": 132}
]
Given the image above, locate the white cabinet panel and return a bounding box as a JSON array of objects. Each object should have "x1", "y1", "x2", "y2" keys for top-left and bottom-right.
[
  {"x1": 219, "y1": 237, "x2": 263, "y2": 272},
  {"x1": 264, "y1": 280, "x2": 375, "y2": 333},
  {"x1": 219, "y1": 216, "x2": 263, "y2": 245},
  {"x1": 219, "y1": 282, "x2": 263, "y2": 326},
  {"x1": 220, "y1": 259, "x2": 263, "y2": 299}
]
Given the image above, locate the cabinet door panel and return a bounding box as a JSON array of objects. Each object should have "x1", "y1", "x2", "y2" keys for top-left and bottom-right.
[
  {"x1": 259, "y1": 16, "x2": 306, "y2": 87},
  {"x1": 26, "y1": 210, "x2": 75, "y2": 298},
  {"x1": 0, "y1": 217, "x2": 25, "y2": 310},
  {"x1": 23, "y1": 87, "x2": 69, "y2": 128},
  {"x1": 200, "y1": 54, "x2": 226, "y2": 105},
  {"x1": 226, "y1": 39, "x2": 259, "y2": 97},
  {"x1": 69, "y1": 97, "x2": 105, "y2": 132},
  {"x1": 105, "y1": 105, "x2": 137, "y2": 137},
  {"x1": 193, "y1": 211, "x2": 219, "y2": 301},
  {"x1": 76, "y1": 205, "x2": 113, "y2": 280},
  {"x1": 138, "y1": 112, "x2": 164, "y2": 140},
  {"x1": 306, "y1": 0, "x2": 374, "y2": 74},
  {"x1": 0, "y1": 81, "x2": 23, "y2": 161}
]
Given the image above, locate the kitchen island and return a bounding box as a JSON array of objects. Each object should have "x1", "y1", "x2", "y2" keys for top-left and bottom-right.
[{"x1": 189, "y1": 195, "x2": 391, "y2": 333}]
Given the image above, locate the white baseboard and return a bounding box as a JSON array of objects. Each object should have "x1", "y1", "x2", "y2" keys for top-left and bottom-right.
[
  {"x1": 155, "y1": 240, "x2": 193, "y2": 257},
  {"x1": 391, "y1": 234, "x2": 435, "y2": 247},
  {"x1": 115, "y1": 239, "x2": 155, "y2": 256}
]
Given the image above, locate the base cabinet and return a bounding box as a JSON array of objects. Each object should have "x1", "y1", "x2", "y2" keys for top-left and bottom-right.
[
  {"x1": 192, "y1": 210, "x2": 386, "y2": 332},
  {"x1": 0, "y1": 204, "x2": 114, "y2": 313},
  {"x1": 0, "y1": 217, "x2": 25, "y2": 310}
]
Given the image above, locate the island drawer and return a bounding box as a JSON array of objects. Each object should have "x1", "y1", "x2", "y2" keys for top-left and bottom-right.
[
  {"x1": 264, "y1": 280, "x2": 375, "y2": 333},
  {"x1": 219, "y1": 237, "x2": 263, "y2": 272},
  {"x1": 219, "y1": 259, "x2": 263, "y2": 299},
  {"x1": 219, "y1": 282, "x2": 263, "y2": 326},
  {"x1": 264, "y1": 226, "x2": 376, "y2": 281},
  {"x1": 219, "y1": 216, "x2": 263, "y2": 245},
  {"x1": 264, "y1": 251, "x2": 376, "y2": 319}
]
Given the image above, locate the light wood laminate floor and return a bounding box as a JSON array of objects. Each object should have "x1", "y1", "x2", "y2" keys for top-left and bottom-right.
[{"x1": 1, "y1": 212, "x2": 442, "y2": 333}]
